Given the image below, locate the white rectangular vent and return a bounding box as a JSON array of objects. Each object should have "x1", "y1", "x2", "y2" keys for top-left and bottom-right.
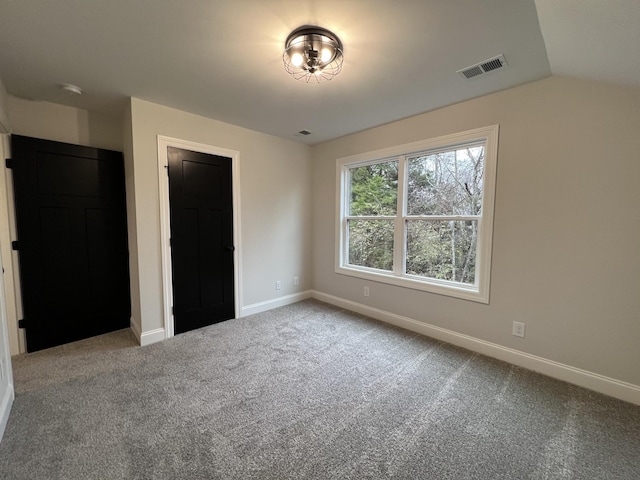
[{"x1": 457, "y1": 54, "x2": 508, "y2": 80}]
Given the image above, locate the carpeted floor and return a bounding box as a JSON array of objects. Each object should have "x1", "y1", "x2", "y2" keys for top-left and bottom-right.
[{"x1": 0, "y1": 300, "x2": 639, "y2": 479}]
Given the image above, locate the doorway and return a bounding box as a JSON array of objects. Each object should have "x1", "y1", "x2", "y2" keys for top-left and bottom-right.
[
  {"x1": 157, "y1": 137, "x2": 240, "y2": 338},
  {"x1": 167, "y1": 147, "x2": 235, "y2": 333},
  {"x1": 11, "y1": 135, "x2": 131, "y2": 352}
]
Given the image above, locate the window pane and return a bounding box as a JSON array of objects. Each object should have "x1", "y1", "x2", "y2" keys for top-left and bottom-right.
[
  {"x1": 407, "y1": 146, "x2": 484, "y2": 216},
  {"x1": 406, "y1": 220, "x2": 477, "y2": 284},
  {"x1": 348, "y1": 219, "x2": 394, "y2": 271},
  {"x1": 349, "y1": 161, "x2": 398, "y2": 216}
]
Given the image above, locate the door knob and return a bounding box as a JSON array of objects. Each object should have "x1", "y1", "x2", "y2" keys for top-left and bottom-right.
[{"x1": 226, "y1": 245, "x2": 235, "y2": 252}]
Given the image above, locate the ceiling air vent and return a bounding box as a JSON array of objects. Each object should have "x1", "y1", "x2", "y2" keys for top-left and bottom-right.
[{"x1": 457, "y1": 54, "x2": 508, "y2": 80}]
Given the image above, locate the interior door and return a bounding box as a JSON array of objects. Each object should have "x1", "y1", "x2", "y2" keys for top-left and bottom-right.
[
  {"x1": 11, "y1": 135, "x2": 131, "y2": 352},
  {"x1": 167, "y1": 147, "x2": 235, "y2": 334}
]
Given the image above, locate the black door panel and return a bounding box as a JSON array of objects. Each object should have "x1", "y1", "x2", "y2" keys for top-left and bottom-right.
[
  {"x1": 11, "y1": 135, "x2": 131, "y2": 352},
  {"x1": 167, "y1": 147, "x2": 234, "y2": 334}
]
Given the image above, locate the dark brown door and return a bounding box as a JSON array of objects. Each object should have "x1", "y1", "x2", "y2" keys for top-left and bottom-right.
[
  {"x1": 167, "y1": 147, "x2": 234, "y2": 334},
  {"x1": 11, "y1": 135, "x2": 131, "y2": 352}
]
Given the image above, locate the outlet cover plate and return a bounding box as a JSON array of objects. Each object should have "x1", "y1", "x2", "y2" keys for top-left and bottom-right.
[{"x1": 513, "y1": 321, "x2": 526, "y2": 338}]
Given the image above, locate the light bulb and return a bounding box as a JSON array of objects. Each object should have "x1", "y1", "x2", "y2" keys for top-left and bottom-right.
[
  {"x1": 321, "y1": 48, "x2": 333, "y2": 63},
  {"x1": 291, "y1": 52, "x2": 304, "y2": 67}
]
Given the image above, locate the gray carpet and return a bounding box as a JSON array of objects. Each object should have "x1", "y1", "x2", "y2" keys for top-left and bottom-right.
[{"x1": 0, "y1": 300, "x2": 639, "y2": 479}]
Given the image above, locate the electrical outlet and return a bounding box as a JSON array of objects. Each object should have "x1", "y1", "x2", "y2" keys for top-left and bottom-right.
[
  {"x1": 513, "y1": 321, "x2": 526, "y2": 338},
  {"x1": 275, "y1": 280, "x2": 281, "y2": 290},
  {"x1": 294, "y1": 276, "x2": 299, "y2": 286},
  {"x1": 364, "y1": 286, "x2": 370, "y2": 297}
]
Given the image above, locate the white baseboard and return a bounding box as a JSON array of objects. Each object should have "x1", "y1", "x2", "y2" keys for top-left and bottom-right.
[
  {"x1": 242, "y1": 291, "x2": 312, "y2": 317},
  {"x1": 140, "y1": 328, "x2": 166, "y2": 347},
  {"x1": 311, "y1": 290, "x2": 640, "y2": 406},
  {"x1": 0, "y1": 383, "x2": 14, "y2": 442},
  {"x1": 134, "y1": 291, "x2": 312, "y2": 346},
  {"x1": 130, "y1": 317, "x2": 165, "y2": 347}
]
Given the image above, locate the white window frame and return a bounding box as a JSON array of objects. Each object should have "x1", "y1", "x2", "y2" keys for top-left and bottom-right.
[{"x1": 335, "y1": 125, "x2": 499, "y2": 304}]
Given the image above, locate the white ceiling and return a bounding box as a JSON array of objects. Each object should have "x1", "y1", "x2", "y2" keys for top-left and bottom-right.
[
  {"x1": 0, "y1": 1, "x2": 637, "y2": 145},
  {"x1": 534, "y1": 0, "x2": 640, "y2": 87}
]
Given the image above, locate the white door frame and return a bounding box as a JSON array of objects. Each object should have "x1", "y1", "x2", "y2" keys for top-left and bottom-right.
[
  {"x1": 157, "y1": 136, "x2": 242, "y2": 339},
  {"x1": 0, "y1": 134, "x2": 25, "y2": 355}
]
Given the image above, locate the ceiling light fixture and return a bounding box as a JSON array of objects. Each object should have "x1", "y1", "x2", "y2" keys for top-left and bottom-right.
[{"x1": 283, "y1": 26, "x2": 343, "y2": 83}]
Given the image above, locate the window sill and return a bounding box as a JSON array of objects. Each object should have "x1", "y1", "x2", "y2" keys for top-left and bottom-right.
[{"x1": 336, "y1": 265, "x2": 489, "y2": 304}]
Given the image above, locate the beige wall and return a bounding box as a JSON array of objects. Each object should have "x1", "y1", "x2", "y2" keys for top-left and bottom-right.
[
  {"x1": 311, "y1": 76, "x2": 640, "y2": 387},
  {"x1": 128, "y1": 98, "x2": 312, "y2": 335},
  {"x1": 7, "y1": 96, "x2": 122, "y2": 151},
  {"x1": 0, "y1": 79, "x2": 8, "y2": 133},
  {"x1": 122, "y1": 102, "x2": 142, "y2": 337}
]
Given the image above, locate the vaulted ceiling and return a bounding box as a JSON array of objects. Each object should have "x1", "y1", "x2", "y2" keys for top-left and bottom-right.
[{"x1": 0, "y1": 1, "x2": 637, "y2": 145}]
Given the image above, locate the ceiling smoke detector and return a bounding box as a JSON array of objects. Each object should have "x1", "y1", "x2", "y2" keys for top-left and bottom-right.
[
  {"x1": 60, "y1": 83, "x2": 83, "y2": 95},
  {"x1": 457, "y1": 55, "x2": 508, "y2": 80}
]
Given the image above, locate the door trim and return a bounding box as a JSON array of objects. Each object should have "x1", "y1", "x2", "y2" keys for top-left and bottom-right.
[
  {"x1": 157, "y1": 136, "x2": 242, "y2": 339},
  {"x1": 0, "y1": 134, "x2": 24, "y2": 355}
]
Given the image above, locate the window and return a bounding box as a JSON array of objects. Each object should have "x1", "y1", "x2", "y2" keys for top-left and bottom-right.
[{"x1": 336, "y1": 125, "x2": 498, "y2": 303}]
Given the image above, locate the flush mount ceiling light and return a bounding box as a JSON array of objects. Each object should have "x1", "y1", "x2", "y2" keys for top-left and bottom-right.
[{"x1": 283, "y1": 25, "x2": 343, "y2": 83}]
